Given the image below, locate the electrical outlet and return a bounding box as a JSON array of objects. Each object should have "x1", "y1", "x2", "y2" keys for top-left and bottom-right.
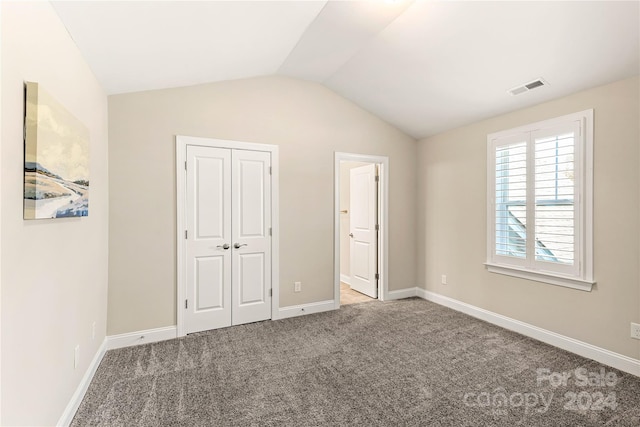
[
  {"x1": 441, "y1": 275, "x2": 447, "y2": 285},
  {"x1": 92, "y1": 322, "x2": 96, "y2": 340},
  {"x1": 294, "y1": 281, "x2": 301, "y2": 292},
  {"x1": 74, "y1": 345, "x2": 80, "y2": 369},
  {"x1": 631, "y1": 323, "x2": 640, "y2": 340}
]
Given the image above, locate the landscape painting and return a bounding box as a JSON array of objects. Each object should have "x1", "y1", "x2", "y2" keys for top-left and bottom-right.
[{"x1": 24, "y1": 82, "x2": 90, "y2": 219}]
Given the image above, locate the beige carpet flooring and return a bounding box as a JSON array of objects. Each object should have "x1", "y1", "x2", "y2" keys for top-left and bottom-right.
[{"x1": 72, "y1": 298, "x2": 640, "y2": 426}]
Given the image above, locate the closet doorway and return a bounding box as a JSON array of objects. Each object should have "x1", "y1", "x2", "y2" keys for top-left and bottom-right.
[{"x1": 176, "y1": 136, "x2": 279, "y2": 336}]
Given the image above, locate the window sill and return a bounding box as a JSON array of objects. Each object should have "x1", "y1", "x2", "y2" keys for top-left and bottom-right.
[{"x1": 484, "y1": 263, "x2": 595, "y2": 292}]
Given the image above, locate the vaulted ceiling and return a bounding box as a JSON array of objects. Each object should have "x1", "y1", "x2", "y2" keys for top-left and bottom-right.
[{"x1": 51, "y1": 1, "x2": 639, "y2": 139}]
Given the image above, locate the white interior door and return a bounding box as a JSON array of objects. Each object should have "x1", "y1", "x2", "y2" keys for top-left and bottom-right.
[
  {"x1": 185, "y1": 146, "x2": 232, "y2": 333},
  {"x1": 231, "y1": 150, "x2": 272, "y2": 325},
  {"x1": 185, "y1": 146, "x2": 271, "y2": 334},
  {"x1": 349, "y1": 164, "x2": 378, "y2": 298}
]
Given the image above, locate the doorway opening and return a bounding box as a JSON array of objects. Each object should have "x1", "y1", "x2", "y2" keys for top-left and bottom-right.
[{"x1": 334, "y1": 152, "x2": 389, "y2": 308}]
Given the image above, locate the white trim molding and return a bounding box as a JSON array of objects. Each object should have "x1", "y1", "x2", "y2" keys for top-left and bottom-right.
[
  {"x1": 277, "y1": 300, "x2": 335, "y2": 320},
  {"x1": 485, "y1": 263, "x2": 594, "y2": 291},
  {"x1": 386, "y1": 287, "x2": 418, "y2": 300},
  {"x1": 417, "y1": 289, "x2": 640, "y2": 377},
  {"x1": 57, "y1": 339, "x2": 107, "y2": 427},
  {"x1": 106, "y1": 326, "x2": 177, "y2": 350},
  {"x1": 340, "y1": 273, "x2": 350, "y2": 285}
]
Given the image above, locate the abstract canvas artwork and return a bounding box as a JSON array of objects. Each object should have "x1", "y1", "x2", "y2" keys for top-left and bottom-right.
[{"x1": 24, "y1": 82, "x2": 90, "y2": 219}]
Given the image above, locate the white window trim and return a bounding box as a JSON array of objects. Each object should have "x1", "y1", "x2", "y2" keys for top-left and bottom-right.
[{"x1": 486, "y1": 109, "x2": 595, "y2": 291}]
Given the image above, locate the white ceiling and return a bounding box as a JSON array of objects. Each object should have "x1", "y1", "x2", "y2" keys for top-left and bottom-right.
[{"x1": 51, "y1": 1, "x2": 639, "y2": 139}]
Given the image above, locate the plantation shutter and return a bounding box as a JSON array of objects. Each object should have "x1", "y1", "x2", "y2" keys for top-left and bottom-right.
[
  {"x1": 495, "y1": 140, "x2": 527, "y2": 258},
  {"x1": 532, "y1": 122, "x2": 581, "y2": 276},
  {"x1": 492, "y1": 133, "x2": 528, "y2": 268},
  {"x1": 486, "y1": 110, "x2": 593, "y2": 290},
  {"x1": 491, "y1": 122, "x2": 581, "y2": 276}
]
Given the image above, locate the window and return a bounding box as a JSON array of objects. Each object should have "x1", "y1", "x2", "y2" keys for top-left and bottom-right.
[{"x1": 486, "y1": 110, "x2": 594, "y2": 291}]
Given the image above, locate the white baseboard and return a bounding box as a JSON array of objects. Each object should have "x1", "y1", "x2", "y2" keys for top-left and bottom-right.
[
  {"x1": 340, "y1": 274, "x2": 350, "y2": 285},
  {"x1": 106, "y1": 326, "x2": 177, "y2": 350},
  {"x1": 57, "y1": 339, "x2": 107, "y2": 427},
  {"x1": 277, "y1": 300, "x2": 335, "y2": 320},
  {"x1": 417, "y1": 288, "x2": 640, "y2": 377},
  {"x1": 385, "y1": 287, "x2": 417, "y2": 301}
]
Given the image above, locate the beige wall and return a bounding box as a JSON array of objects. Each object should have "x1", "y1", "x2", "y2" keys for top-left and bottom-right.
[
  {"x1": 0, "y1": 2, "x2": 109, "y2": 425},
  {"x1": 108, "y1": 76, "x2": 417, "y2": 335},
  {"x1": 417, "y1": 76, "x2": 640, "y2": 360},
  {"x1": 339, "y1": 161, "x2": 369, "y2": 279}
]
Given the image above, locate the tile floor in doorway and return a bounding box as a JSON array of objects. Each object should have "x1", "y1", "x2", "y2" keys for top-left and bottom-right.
[{"x1": 340, "y1": 282, "x2": 375, "y2": 305}]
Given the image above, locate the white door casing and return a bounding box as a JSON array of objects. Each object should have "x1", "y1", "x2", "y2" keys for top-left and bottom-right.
[
  {"x1": 178, "y1": 136, "x2": 278, "y2": 336},
  {"x1": 349, "y1": 164, "x2": 378, "y2": 298},
  {"x1": 231, "y1": 150, "x2": 272, "y2": 325},
  {"x1": 334, "y1": 152, "x2": 388, "y2": 307}
]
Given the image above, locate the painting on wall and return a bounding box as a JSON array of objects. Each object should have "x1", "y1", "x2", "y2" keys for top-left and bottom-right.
[{"x1": 23, "y1": 82, "x2": 90, "y2": 219}]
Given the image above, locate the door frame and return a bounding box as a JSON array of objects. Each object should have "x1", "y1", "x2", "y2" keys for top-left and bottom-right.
[
  {"x1": 334, "y1": 152, "x2": 389, "y2": 307},
  {"x1": 176, "y1": 135, "x2": 279, "y2": 337}
]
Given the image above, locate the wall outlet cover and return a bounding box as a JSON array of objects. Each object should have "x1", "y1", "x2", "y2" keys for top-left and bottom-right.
[{"x1": 631, "y1": 323, "x2": 640, "y2": 340}]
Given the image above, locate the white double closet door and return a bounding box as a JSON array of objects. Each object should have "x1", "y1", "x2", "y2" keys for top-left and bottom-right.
[{"x1": 185, "y1": 145, "x2": 272, "y2": 334}]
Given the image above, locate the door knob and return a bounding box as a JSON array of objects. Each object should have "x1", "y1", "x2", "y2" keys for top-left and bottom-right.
[
  {"x1": 349, "y1": 233, "x2": 354, "y2": 238},
  {"x1": 234, "y1": 243, "x2": 248, "y2": 249},
  {"x1": 216, "y1": 244, "x2": 230, "y2": 250}
]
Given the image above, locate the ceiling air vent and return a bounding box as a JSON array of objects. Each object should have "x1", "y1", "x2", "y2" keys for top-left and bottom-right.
[{"x1": 508, "y1": 78, "x2": 547, "y2": 96}]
